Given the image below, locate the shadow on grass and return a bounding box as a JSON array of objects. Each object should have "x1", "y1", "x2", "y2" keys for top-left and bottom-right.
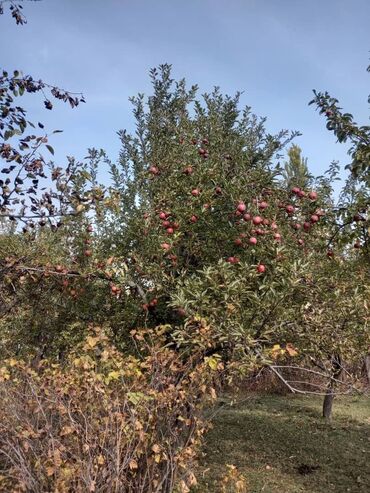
[{"x1": 196, "y1": 395, "x2": 370, "y2": 493}]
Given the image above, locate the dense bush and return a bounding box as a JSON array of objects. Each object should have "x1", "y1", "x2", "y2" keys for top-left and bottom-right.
[{"x1": 0, "y1": 327, "x2": 216, "y2": 492}]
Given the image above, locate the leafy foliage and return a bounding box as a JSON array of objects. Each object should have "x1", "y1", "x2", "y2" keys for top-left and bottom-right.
[
  {"x1": 282, "y1": 144, "x2": 311, "y2": 189},
  {"x1": 0, "y1": 327, "x2": 215, "y2": 492},
  {"x1": 309, "y1": 64, "x2": 370, "y2": 182},
  {"x1": 309, "y1": 64, "x2": 369, "y2": 264},
  {"x1": 0, "y1": 69, "x2": 91, "y2": 224}
]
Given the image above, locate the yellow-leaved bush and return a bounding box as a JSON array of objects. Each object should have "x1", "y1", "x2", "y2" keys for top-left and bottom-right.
[{"x1": 0, "y1": 326, "x2": 217, "y2": 493}]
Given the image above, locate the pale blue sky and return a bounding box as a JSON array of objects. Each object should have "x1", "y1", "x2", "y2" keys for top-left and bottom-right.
[{"x1": 1, "y1": 0, "x2": 369, "y2": 182}]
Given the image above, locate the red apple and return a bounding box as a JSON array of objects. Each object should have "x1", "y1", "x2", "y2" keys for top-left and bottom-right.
[
  {"x1": 237, "y1": 202, "x2": 246, "y2": 213},
  {"x1": 159, "y1": 211, "x2": 167, "y2": 220},
  {"x1": 215, "y1": 186, "x2": 222, "y2": 195},
  {"x1": 249, "y1": 237, "x2": 257, "y2": 245},
  {"x1": 253, "y1": 216, "x2": 263, "y2": 225},
  {"x1": 310, "y1": 214, "x2": 319, "y2": 223},
  {"x1": 243, "y1": 213, "x2": 251, "y2": 222},
  {"x1": 226, "y1": 256, "x2": 240, "y2": 264},
  {"x1": 162, "y1": 220, "x2": 171, "y2": 228},
  {"x1": 166, "y1": 227, "x2": 174, "y2": 234},
  {"x1": 297, "y1": 190, "x2": 306, "y2": 198},
  {"x1": 84, "y1": 249, "x2": 92, "y2": 257},
  {"x1": 286, "y1": 205, "x2": 295, "y2": 215},
  {"x1": 308, "y1": 191, "x2": 317, "y2": 200},
  {"x1": 257, "y1": 264, "x2": 266, "y2": 273},
  {"x1": 259, "y1": 201, "x2": 268, "y2": 210},
  {"x1": 291, "y1": 187, "x2": 301, "y2": 195},
  {"x1": 190, "y1": 215, "x2": 198, "y2": 223},
  {"x1": 149, "y1": 165, "x2": 159, "y2": 175},
  {"x1": 183, "y1": 166, "x2": 193, "y2": 175},
  {"x1": 191, "y1": 189, "x2": 200, "y2": 197},
  {"x1": 161, "y1": 242, "x2": 171, "y2": 250},
  {"x1": 234, "y1": 238, "x2": 243, "y2": 246},
  {"x1": 297, "y1": 239, "x2": 304, "y2": 246},
  {"x1": 303, "y1": 222, "x2": 311, "y2": 231},
  {"x1": 274, "y1": 233, "x2": 281, "y2": 241}
]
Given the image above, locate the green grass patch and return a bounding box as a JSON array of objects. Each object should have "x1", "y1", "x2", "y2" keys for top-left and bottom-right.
[{"x1": 194, "y1": 394, "x2": 370, "y2": 492}]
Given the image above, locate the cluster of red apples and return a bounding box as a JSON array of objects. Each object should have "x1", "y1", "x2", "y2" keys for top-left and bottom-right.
[
  {"x1": 226, "y1": 187, "x2": 322, "y2": 270},
  {"x1": 149, "y1": 182, "x2": 325, "y2": 274}
]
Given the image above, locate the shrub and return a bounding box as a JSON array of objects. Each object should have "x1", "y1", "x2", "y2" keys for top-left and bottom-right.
[{"x1": 0, "y1": 327, "x2": 215, "y2": 492}]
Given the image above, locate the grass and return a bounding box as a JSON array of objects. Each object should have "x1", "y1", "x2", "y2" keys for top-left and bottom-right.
[{"x1": 193, "y1": 393, "x2": 370, "y2": 493}]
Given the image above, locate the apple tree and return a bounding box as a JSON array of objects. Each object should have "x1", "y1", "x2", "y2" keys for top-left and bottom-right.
[
  {"x1": 310, "y1": 63, "x2": 369, "y2": 259},
  {"x1": 90, "y1": 65, "x2": 332, "y2": 372}
]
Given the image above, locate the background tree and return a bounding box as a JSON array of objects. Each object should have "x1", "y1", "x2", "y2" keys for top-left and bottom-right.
[{"x1": 282, "y1": 144, "x2": 311, "y2": 190}]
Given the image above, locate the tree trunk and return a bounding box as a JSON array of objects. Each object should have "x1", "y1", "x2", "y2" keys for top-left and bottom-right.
[
  {"x1": 322, "y1": 354, "x2": 342, "y2": 419},
  {"x1": 365, "y1": 354, "x2": 370, "y2": 385},
  {"x1": 323, "y1": 385, "x2": 335, "y2": 419}
]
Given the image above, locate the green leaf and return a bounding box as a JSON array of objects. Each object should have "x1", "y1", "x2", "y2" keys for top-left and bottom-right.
[
  {"x1": 81, "y1": 170, "x2": 92, "y2": 181},
  {"x1": 127, "y1": 391, "x2": 147, "y2": 405},
  {"x1": 205, "y1": 355, "x2": 220, "y2": 371},
  {"x1": 45, "y1": 144, "x2": 55, "y2": 155}
]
